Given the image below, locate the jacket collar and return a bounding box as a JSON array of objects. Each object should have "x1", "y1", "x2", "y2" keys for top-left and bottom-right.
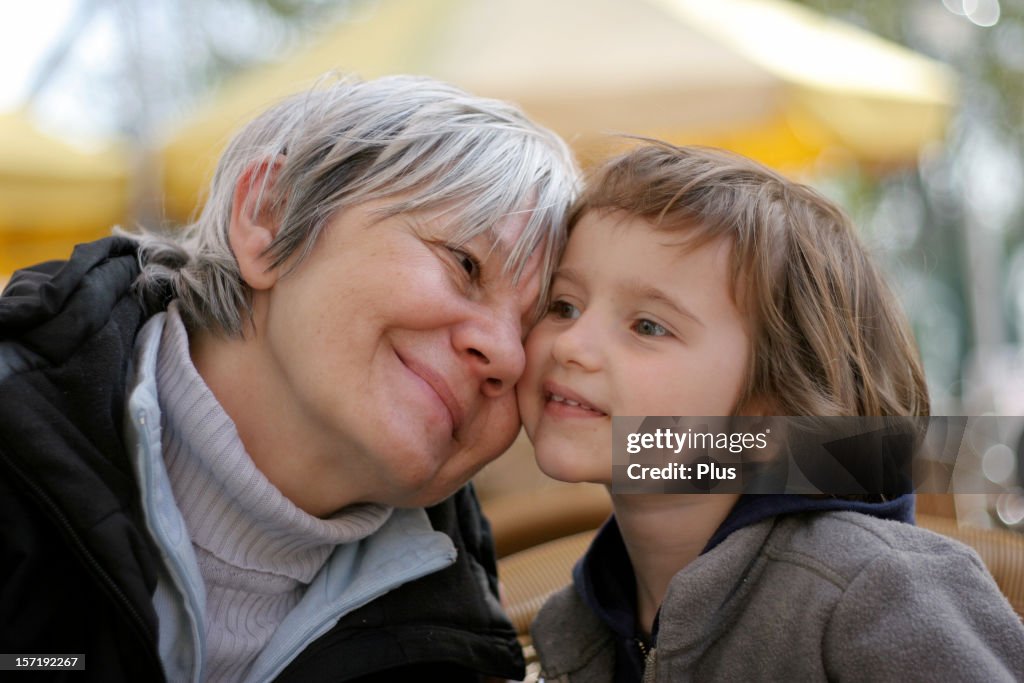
[{"x1": 574, "y1": 494, "x2": 915, "y2": 681}]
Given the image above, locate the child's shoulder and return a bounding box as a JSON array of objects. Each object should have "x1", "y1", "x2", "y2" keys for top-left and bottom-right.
[
  {"x1": 766, "y1": 510, "x2": 988, "y2": 589},
  {"x1": 753, "y1": 511, "x2": 1024, "y2": 679}
]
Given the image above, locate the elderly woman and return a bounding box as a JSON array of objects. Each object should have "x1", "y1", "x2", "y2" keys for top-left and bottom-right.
[{"x1": 0, "y1": 75, "x2": 577, "y2": 682}]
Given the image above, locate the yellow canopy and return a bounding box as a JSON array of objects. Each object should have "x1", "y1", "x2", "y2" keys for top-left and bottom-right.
[
  {"x1": 160, "y1": 0, "x2": 957, "y2": 220},
  {"x1": 0, "y1": 111, "x2": 129, "y2": 274}
]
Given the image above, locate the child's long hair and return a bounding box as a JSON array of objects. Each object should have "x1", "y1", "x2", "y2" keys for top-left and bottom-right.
[{"x1": 573, "y1": 141, "x2": 929, "y2": 418}]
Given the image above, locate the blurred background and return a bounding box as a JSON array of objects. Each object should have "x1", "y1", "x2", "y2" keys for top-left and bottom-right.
[{"x1": 2, "y1": 0, "x2": 1024, "y2": 531}]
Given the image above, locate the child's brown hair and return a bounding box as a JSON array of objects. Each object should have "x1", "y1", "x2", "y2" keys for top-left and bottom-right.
[{"x1": 573, "y1": 141, "x2": 929, "y2": 418}]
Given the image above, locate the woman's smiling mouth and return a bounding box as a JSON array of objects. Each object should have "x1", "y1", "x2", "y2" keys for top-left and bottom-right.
[{"x1": 397, "y1": 352, "x2": 465, "y2": 433}]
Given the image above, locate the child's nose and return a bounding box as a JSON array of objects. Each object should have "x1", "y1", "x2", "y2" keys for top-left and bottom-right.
[{"x1": 551, "y1": 312, "x2": 602, "y2": 371}]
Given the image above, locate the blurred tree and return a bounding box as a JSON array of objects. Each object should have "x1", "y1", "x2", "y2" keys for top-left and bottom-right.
[
  {"x1": 29, "y1": 0, "x2": 356, "y2": 143},
  {"x1": 794, "y1": 0, "x2": 1024, "y2": 415},
  {"x1": 26, "y1": 0, "x2": 356, "y2": 226}
]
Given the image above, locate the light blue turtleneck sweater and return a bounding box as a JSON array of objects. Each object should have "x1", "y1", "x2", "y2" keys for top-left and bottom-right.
[{"x1": 154, "y1": 305, "x2": 393, "y2": 682}]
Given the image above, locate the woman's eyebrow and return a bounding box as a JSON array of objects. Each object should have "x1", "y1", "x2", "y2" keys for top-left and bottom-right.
[{"x1": 485, "y1": 224, "x2": 530, "y2": 266}]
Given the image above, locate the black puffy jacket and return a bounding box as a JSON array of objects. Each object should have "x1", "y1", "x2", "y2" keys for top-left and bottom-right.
[{"x1": 0, "y1": 238, "x2": 524, "y2": 682}]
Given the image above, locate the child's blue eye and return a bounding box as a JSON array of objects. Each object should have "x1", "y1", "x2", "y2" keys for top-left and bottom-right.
[
  {"x1": 633, "y1": 319, "x2": 668, "y2": 337},
  {"x1": 549, "y1": 300, "x2": 580, "y2": 320}
]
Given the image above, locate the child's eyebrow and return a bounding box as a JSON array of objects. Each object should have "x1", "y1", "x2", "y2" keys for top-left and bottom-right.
[
  {"x1": 552, "y1": 267, "x2": 580, "y2": 282},
  {"x1": 622, "y1": 278, "x2": 705, "y2": 328}
]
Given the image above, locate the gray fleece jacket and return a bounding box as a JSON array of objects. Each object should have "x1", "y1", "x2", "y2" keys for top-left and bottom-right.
[{"x1": 531, "y1": 511, "x2": 1024, "y2": 682}]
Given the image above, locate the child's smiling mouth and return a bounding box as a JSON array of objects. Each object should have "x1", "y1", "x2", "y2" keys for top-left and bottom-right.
[{"x1": 543, "y1": 382, "x2": 608, "y2": 417}]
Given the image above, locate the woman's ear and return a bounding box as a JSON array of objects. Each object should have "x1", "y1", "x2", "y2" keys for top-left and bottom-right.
[{"x1": 229, "y1": 158, "x2": 285, "y2": 291}]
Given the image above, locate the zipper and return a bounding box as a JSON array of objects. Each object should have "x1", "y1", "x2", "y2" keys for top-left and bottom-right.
[
  {"x1": 1, "y1": 449, "x2": 163, "y2": 676},
  {"x1": 637, "y1": 637, "x2": 658, "y2": 683}
]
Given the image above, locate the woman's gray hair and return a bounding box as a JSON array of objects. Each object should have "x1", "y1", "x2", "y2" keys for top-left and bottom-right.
[{"x1": 131, "y1": 74, "x2": 579, "y2": 334}]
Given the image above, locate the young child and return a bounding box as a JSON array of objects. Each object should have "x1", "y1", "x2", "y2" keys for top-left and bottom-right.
[{"x1": 518, "y1": 142, "x2": 1024, "y2": 681}]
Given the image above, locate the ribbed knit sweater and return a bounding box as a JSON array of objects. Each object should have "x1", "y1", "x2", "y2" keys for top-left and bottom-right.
[{"x1": 155, "y1": 305, "x2": 393, "y2": 682}]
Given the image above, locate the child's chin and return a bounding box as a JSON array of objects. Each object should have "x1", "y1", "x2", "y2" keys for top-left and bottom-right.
[{"x1": 534, "y1": 452, "x2": 610, "y2": 486}]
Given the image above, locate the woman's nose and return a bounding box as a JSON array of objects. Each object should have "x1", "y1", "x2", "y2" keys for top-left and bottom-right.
[{"x1": 453, "y1": 306, "x2": 526, "y2": 398}]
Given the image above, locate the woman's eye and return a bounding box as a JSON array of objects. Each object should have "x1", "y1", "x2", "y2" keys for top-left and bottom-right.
[
  {"x1": 633, "y1": 319, "x2": 669, "y2": 337},
  {"x1": 450, "y1": 248, "x2": 480, "y2": 278},
  {"x1": 548, "y1": 300, "x2": 580, "y2": 320}
]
